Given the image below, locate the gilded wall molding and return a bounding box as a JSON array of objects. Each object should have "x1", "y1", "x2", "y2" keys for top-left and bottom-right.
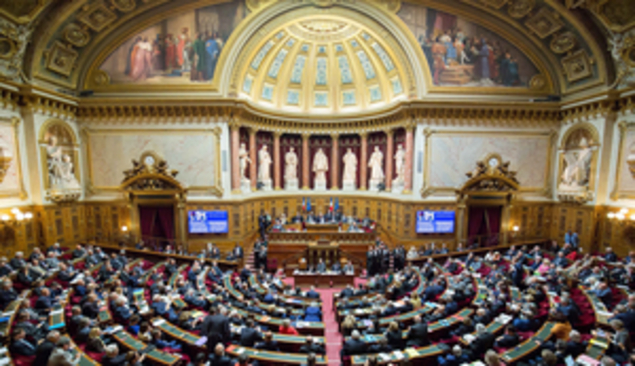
[
  {"x1": 420, "y1": 129, "x2": 554, "y2": 198},
  {"x1": 82, "y1": 127, "x2": 223, "y2": 198},
  {"x1": 0, "y1": 117, "x2": 27, "y2": 200},
  {"x1": 611, "y1": 121, "x2": 635, "y2": 200}
]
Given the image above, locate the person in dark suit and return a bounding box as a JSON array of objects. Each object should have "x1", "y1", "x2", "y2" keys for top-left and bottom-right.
[
  {"x1": 368, "y1": 337, "x2": 392, "y2": 353},
  {"x1": 566, "y1": 330, "x2": 587, "y2": 358},
  {"x1": 72, "y1": 245, "x2": 86, "y2": 259},
  {"x1": 298, "y1": 336, "x2": 325, "y2": 354},
  {"x1": 209, "y1": 343, "x2": 234, "y2": 366},
  {"x1": 34, "y1": 288, "x2": 54, "y2": 314},
  {"x1": 255, "y1": 331, "x2": 280, "y2": 352},
  {"x1": 342, "y1": 330, "x2": 366, "y2": 357},
  {"x1": 316, "y1": 259, "x2": 326, "y2": 273},
  {"x1": 406, "y1": 315, "x2": 429, "y2": 347},
  {"x1": 469, "y1": 324, "x2": 495, "y2": 358},
  {"x1": 75, "y1": 318, "x2": 91, "y2": 344},
  {"x1": 9, "y1": 252, "x2": 26, "y2": 271},
  {"x1": 239, "y1": 319, "x2": 262, "y2": 347},
  {"x1": 102, "y1": 344, "x2": 145, "y2": 366},
  {"x1": 232, "y1": 244, "x2": 243, "y2": 260},
  {"x1": 0, "y1": 279, "x2": 18, "y2": 309},
  {"x1": 306, "y1": 286, "x2": 320, "y2": 299},
  {"x1": 82, "y1": 294, "x2": 101, "y2": 319},
  {"x1": 0, "y1": 257, "x2": 13, "y2": 277},
  {"x1": 592, "y1": 281, "x2": 613, "y2": 307},
  {"x1": 385, "y1": 321, "x2": 403, "y2": 350},
  {"x1": 9, "y1": 328, "x2": 36, "y2": 356},
  {"x1": 494, "y1": 325, "x2": 520, "y2": 348},
  {"x1": 33, "y1": 331, "x2": 59, "y2": 365},
  {"x1": 16, "y1": 266, "x2": 34, "y2": 287},
  {"x1": 201, "y1": 306, "x2": 231, "y2": 350}
]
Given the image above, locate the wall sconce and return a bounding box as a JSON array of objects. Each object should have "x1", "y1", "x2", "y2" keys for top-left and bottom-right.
[
  {"x1": 121, "y1": 226, "x2": 128, "y2": 232},
  {"x1": 512, "y1": 226, "x2": 520, "y2": 232},
  {"x1": 607, "y1": 208, "x2": 635, "y2": 221},
  {"x1": 1, "y1": 208, "x2": 33, "y2": 225}
]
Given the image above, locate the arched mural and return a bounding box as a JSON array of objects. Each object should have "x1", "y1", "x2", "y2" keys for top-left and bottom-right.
[{"x1": 99, "y1": 1, "x2": 247, "y2": 84}]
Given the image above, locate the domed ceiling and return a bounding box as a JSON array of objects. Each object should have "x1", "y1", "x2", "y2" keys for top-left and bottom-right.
[{"x1": 237, "y1": 15, "x2": 411, "y2": 115}]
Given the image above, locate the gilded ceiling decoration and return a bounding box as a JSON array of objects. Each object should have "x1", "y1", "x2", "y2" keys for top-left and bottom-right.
[
  {"x1": 236, "y1": 15, "x2": 410, "y2": 114},
  {"x1": 0, "y1": 0, "x2": 627, "y2": 96}
]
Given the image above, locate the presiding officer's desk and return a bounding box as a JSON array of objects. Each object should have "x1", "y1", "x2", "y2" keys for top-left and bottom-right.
[{"x1": 293, "y1": 272, "x2": 355, "y2": 288}]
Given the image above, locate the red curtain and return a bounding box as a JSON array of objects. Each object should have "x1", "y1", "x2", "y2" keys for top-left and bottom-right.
[
  {"x1": 468, "y1": 207, "x2": 485, "y2": 239},
  {"x1": 309, "y1": 136, "x2": 332, "y2": 189},
  {"x1": 138, "y1": 205, "x2": 175, "y2": 246},
  {"x1": 468, "y1": 206, "x2": 502, "y2": 247}
]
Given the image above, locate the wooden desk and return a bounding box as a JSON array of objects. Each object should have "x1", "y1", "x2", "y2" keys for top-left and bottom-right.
[
  {"x1": 305, "y1": 224, "x2": 340, "y2": 233},
  {"x1": 500, "y1": 322, "x2": 555, "y2": 364},
  {"x1": 351, "y1": 344, "x2": 444, "y2": 365},
  {"x1": 293, "y1": 273, "x2": 355, "y2": 288},
  {"x1": 112, "y1": 330, "x2": 180, "y2": 366}
]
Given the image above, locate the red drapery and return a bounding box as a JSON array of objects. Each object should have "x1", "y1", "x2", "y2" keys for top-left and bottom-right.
[
  {"x1": 468, "y1": 206, "x2": 502, "y2": 247},
  {"x1": 139, "y1": 205, "x2": 175, "y2": 248}
]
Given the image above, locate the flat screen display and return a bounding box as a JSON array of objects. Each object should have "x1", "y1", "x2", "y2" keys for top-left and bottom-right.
[
  {"x1": 416, "y1": 210, "x2": 455, "y2": 234},
  {"x1": 188, "y1": 210, "x2": 228, "y2": 234}
]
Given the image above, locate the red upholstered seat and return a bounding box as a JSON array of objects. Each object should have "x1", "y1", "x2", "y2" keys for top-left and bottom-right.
[
  {"x1": 87, "y1": 351, "x2": 104, "y2": 362},
  {"x1": 13, "y1": 355, "x2": 35, "y2": 366}
]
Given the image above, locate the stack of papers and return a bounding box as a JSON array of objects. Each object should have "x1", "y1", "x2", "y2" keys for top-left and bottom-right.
[{"x1": 152, "y1": 319, "x2": 166, "y2": 326}]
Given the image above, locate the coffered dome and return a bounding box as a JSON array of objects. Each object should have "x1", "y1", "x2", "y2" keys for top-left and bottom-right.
[{"x1": 236, "y1": 15, "x2": 412, "y2": 115}]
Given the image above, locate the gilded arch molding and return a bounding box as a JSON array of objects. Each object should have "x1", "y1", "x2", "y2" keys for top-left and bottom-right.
[{"x1": 25, "y1": 0, "x2": 603, "y2": 97}]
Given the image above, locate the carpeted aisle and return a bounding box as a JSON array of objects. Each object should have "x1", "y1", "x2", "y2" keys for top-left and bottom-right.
[
  {"x1": 282, "y1": 277, "x2": 343, "y2": 365},
  {"x1": 315, "y1": 288, "x2": 343, "y2": 366}
]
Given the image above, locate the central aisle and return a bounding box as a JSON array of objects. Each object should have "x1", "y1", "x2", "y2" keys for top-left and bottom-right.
[{"x1": 314, "y1": 288, "x2": 344, "y2": 366}]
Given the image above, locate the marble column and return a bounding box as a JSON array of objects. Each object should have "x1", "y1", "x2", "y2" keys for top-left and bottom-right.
[
  {"x1": 273, "y1": 132, "x2": 282, "y2": 190},
  {"x1": 302, "y1": 133, "x2": 310, "y2": 190},
  {"x1": 230, "y1": 125, "x2": 241, "y2": 193},
  {"x1": 249, "y1": 129, "x2": 257, "y2": 191},
  {"x1": 385, "y1": 129, "x2": 394, "y2": 191},
  {"x1": 403, "y1": 126, "x2": 414, "y2": 193},
  {"x1": 359, "y1": 132, "x2": 368, "y2": 190},
  {"x1": 330, "y1": 133, "x2": 339, "y2": 190}
]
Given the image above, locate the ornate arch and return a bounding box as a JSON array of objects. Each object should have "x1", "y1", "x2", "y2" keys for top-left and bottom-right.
[{"x1": 559, "y1": 122, "x2": 600, "y2": 150}]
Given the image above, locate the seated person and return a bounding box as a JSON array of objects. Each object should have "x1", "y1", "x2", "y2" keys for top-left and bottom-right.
[
  {"x1": 151, "y1": 329, "x2": 181, "y2": 351},
  {"x1": 255, "y1": 332, "x2": 280, "y2": 352},
  {"x1": 86, "y1": 327, "x2": 107, "y2": 354},
  {"x1": 342, "y1": 330, "x2": 365, "y2": 357},
  {"x1": 298, "y1": 336, "x2": 325, "y2": 354},
  {"x1": 494, "y1": 325, "x2": 520, "y2": 349},
  {"x1": 305, "y1": 302, "x2": 322, "y2": 322},
  {"x1": 278, "y1": 319, "x2": 299, "y2": 335},
  {"x1": 9, "y1": 328, "x2": 36, "y2": 356}
]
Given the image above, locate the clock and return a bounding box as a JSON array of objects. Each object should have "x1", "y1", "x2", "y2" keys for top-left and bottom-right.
[
  {"x1": 144, "y1": 155, "x2": 155, "y2": 166},
  {"x1": 488, "y1": 157, "x2": 499, "y2": 168}
]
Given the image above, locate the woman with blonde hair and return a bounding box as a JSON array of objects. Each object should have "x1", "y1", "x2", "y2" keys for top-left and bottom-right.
[
  {"x1": 86, "y1": 327, "x2": 106, "y2": 353},
  {"x1": 341, "y1": 314, "x2": 357, "y2": 337},
  {"x1": 410, "y1": 292, "x2": 422, "y2": 308},
  {"x1": 385, "y1": 321, "x2": 403, "y2": 350}
]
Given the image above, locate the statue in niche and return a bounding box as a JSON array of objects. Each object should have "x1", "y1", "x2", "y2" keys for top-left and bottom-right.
[
  {"x1": 342, "y1": 148, "x2": 357, "y2": 185},
  {"x1": 368, "y1": 146, "x2": 385, "y2": 188},
  {"x1": 46, "y1": 135, "x2": 80, "y2": 190},
  {"x1": 284, "y1": 147, "x2": 298, "y2": 181},
  {"x1": 559, "y1": 135, "x2": 594, "y2": 190},
  {"x1": 238, "y1": 143, "x2": 250, "y2": 181},
  {"x1": 393, "y1": 144, "x2": 406, "y2": 183},
  {"x1": 257, "y1": 145, "x2": 272, "y2": 183},
  {"x1": 313, "y1": 148, "x2": 328, "y2": 183}
]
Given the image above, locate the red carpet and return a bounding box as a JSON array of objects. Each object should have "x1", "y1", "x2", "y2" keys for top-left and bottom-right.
[{"x1": 283, "y1": 277, "x2": 347, "y2": 365}]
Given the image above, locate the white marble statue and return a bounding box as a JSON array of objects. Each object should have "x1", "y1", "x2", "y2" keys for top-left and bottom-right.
[
  {"x1": 313, "y1": 148, "x2": 328, "y2": 190},
  {"x1": 560, "y1": 137, "x2": 593, "y2": 190},
  {"x1": 46, "y1": 135, "x2": 80, "y2": 190},
  {"x1": 394, "y1": 144, "x2": 406, "y2": 183},
  {"x1": 238, "y1": 143, "x2": 251, "y2": 181},
  {"x1": 342, "y1": 148, "x2": 357, "y2": 188},
  {"x1": 258, "y1": 145, "x2": 272, "y2": 184},
  {"x1": 368, "y1": 146, "x2": 385, "y2": 190},
  {"x1": 284, "y1": 147, "x2": 299, "y2": 190}
]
